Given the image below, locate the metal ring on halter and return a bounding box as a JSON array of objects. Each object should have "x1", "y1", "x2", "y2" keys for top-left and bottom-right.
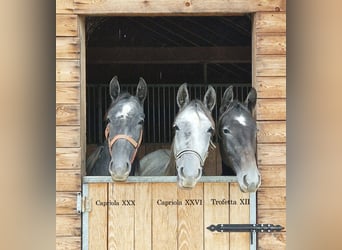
[
  {"x1": 104, "y1": 124, "x2": 143, "y2": 164},
  {"x1": 175, "y1": 149, "x2": 206, "y2": 168}
]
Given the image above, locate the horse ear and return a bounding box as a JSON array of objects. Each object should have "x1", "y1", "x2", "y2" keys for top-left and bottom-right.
[
  {"x1": 244, "y1": 87, "x2": 257, "y2": 114},
  {"x1": 203, "y1": 85, "x2": 216, "y2": 112},
  {"x1": 136, "y1": 77, "x2": 147, "y2": 104},
  {"x1": 220, "y1": 85, "x2": 234, "y2": 114},
  {"x1": 176, "y1": 83, "x2": 190, "y2": 108},
  {"x1": 109, "y1": 76, "x2": 120, "y2": 101}
]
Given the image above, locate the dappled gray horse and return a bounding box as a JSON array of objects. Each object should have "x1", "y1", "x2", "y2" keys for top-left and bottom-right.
[
  {"x1": 218, "y1": 86, "x2": 261, "y2": 192},
  {"x1": 137, "y1": 83, "x2": 216, "y2": 189},
  {"x1": 86, "y1": 76, "x2": 147, "y2": 181}
]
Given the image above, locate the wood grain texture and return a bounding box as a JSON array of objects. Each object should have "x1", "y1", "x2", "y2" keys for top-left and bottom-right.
[
  {"x1": 257, "y1": 144, "x2": 286, "y2": 165},
  {"x1": 56, "y1": 192, "x2": 78, "y2": 214},
  {"x1": 56, "y1": 148, "x2": 81, "y2": 169},
  {"x1": 56, "y1": 83, "x2": 80, "y2": 104},
  {"x1": 152, "y1": 183, "x2": 178, "y2": 250},
  {"x1": 56, "y1": 237, "x2": 81, "y2": 250},
  {"x1": 177, "y1": 183, "x2": 204, "y2": 250},
  {"x1": 259, "y1": 165, "x2": 286, "y2": 187},
  {"x1": 56, "y1": 170, "x2": 81, "y2": 191},
  {"x1": 256, "y1": 99, "x2": 286, "y2": 121},
  {"x1": 254, "y1": 77, "x2": 286, "y2": 98},
  {"x1": 204, "y1": 183, "x2": 229, "y2": 250},
  {"x1": 74, "y1": 0, "x2": 286, "y2": 14},
  {"x1": 256, "y1": 55, "x2": 286, "y2": 76},
  {"x1": 108, "y1": 183, "x2": 135, "y2": 250},
  {"x1": 56, "y1": 60, "x2": 80, "y2": 82},
  {"x1": 256, "y1": 33, "x2": 286, "y2": 55},
  {"x1": 229, "y1": 183, "x2": 250, "y2": 250},
  {"x1": 56, "y1": 15, "x2": 78, "y2": 36},
  {"x1": 258, "y1": 232, "x2": 286, "y2": 250},
  {"x1": 56, "y1": 126, "x2": 80, "y2": 147},
  {"x1": 257, "y1": 187, "x2": 286, "y2": 209},
  {"x1": 56, "y1": 104, "x2": 80, "y2": 125},
  {"x1": 258, "y1": 209, "x2": 286, "y2": 229},
  {"x1": 56, "y1": 215, "x2": 81, "y2": 237},
  {"x1": 257, "y1": 121, "x2": 286, "y2": 143},
  {"x1": 88, "y1": 183, "x2": 108, "y2": 250},
  {"x1": 135, "y1": 183, "x2": 152, "y2": 250},
  {"x1": 56, "y1": 37, "x2": 80, "y2": 59},
  {"x1": 255, "y1": 12, "x2": 286, "y2": 33},
  {"x1": 56, "y1": 0, "x2": 74, "y2": 14}
]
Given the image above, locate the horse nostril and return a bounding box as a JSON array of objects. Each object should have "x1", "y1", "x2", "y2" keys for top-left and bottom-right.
[
  {"x1": 243, "y1": 174, "x2": 249, "y2": 187},
  {"x1": 196, "y1": 168, "x2": 202, "y2": 179}
]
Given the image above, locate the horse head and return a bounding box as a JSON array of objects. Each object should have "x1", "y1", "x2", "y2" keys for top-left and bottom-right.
[{"x1": 218, "y1": 86, "x2": 261, "y2": 192}]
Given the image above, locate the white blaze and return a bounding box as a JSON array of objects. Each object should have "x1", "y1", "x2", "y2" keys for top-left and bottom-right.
[{"x1": 235, "y1": 114, "x2": 246, "y2": 126}]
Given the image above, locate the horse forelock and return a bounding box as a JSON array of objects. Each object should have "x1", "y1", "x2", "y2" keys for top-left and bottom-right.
[
  {"x1": 177, "y1": 100, "x2": 215, "y2": 128},
  {"x1": 105, "y1": 92, "x2": 143, "y2": 119},
  {"x1": 218, "y1": 100, "x2": 250, "y2": 127}
]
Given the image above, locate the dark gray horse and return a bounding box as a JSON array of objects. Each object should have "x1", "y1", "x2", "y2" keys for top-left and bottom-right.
[
  {"x1": 86, "y1": 76, "x2": 147, "y2": 181},
  {"x1": 218, "y1": 85, "x2": 261, "y2": 192},
  {"x1": 138, "y1": 83, "x2": 216, "y2": 189}
]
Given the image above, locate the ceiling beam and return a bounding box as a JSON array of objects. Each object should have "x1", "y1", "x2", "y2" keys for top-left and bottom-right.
[{"x1": 87, "y1": 46, "x2": 251, "y2": 64}]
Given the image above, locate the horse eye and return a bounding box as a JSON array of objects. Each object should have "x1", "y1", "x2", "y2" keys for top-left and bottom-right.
[
  {"x1": 207, "y1": 127, "x2": 214, "y2": 134},
  {"x1": 173, "y1": 124, "x2": 180, "y2": 131},
  {"x1": 138, "y1": 119, "x2": 144, "y2": 125},
  {"x1": 223, "y1": 128, "x2": 231, "y2": 134},
  {"x1": 106, "y1": 118, "x2": 111, "y2": 124}
]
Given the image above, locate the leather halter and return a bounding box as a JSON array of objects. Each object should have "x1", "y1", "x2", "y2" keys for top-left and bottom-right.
[{"x1": 105, "y1": 124, "x2": 143, "y2": 164}]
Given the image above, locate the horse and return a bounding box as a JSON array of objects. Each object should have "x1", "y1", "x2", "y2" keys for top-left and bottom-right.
[
  {"x1": 137, "y1": 83, "x2": 216, "y2": 189},
  {"x1": 218, "y1": 85, "x2": 261, "y2": 192},
  {"x1": 86, "y1": 76, "x2": 147, "y2": 181}
]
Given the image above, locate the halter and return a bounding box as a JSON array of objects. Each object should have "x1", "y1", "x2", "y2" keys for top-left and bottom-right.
[
  {"x1": 175, "y1": 149, "x2": 206, "y2": 168},
  {"x1": 105, "y1": 124, "x2": 143, "y2": 164}
]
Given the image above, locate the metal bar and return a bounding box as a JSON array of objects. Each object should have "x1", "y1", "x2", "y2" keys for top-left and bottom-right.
[
  {"x1": 206, "y1": 224, "x2": 284, "y2": 233},
  {"x1": 250, "y1": 192, "x2": 257, "y2": 250},
  {"x1": 82, "y1": 183, "x2": 89, "y2": 250}
]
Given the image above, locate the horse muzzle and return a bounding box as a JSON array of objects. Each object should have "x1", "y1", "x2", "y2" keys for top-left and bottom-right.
[{"x1": 109, "y1": 160, "x2": 131, "y2": 181}]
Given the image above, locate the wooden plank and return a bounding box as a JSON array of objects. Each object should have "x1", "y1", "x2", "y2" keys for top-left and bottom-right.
[
  {"x1": 177, "y1": 183, "x2": 204, "y2": 250},
  {"x1": 56, "y1": 126, "x2": 80, "y2": 147},
  {"x1": 257, "y1": 121, "x2": 286, "y2": 143},
  {"x1": 204, "y1": 183, "x2": 229, "y2": 250},
  {"x1": 256, "y1": 33, "x2": 286, "y2": 55},
  {"x1": 255, "y1": 12, "x2": 286, "y2": 33},
  {"x1": 257, "y1": 144, "x2": 286, "y2": 165},
  {"x1": 56, "y1": 148, "x2": 81, "y2": 169},
  {"x1": 56, "y1": 170, "x2": 81, "y2": 191},
  {"x1": 256, "y1": 55, "x2": 286, "y2": 76},
  {"x1": 152, "y1": 183, "x2": 178, "y2": 249},
  {"x1": 56, "y1": 215, "x2": 81, "y2": 236},
  {"x1": 56, "y1": 15, "x2": 78, "y2": 37},
  {"x1": 258, "y1": 209, "x2": 286, "y2": 229},
  {"x1": 56, "y1": 192, "x2": 78, "y2": 214},
  {"x1": 229, "y1": 182, "x2": 250, "y2": 250},
  {"x1": 56, "y1": 0, "x2": 74, "y2": 14},
  {"x1": 135, "y1": 183, "x2": 152, "y2": 250},
  {"x1": 56, "y1": 38, "x2": 80, "y2": 59},
  {"x1": 259, "y1": 165, "x2": 286, "y2": 187},
  {"x1": 74, "y1": 0, "x2": 286, "y2": 14},
  {"x1": 258, "y1": 232, "x2": 286, "y2": 250},
  {"x1": 56, "y1": 104, "x2": 80, "y2": 125},
  {"x1": 108, "y1": 183, "x2": 135, "y2": 250},
  {"x1": 256, "y1": 99, "x2": 286, "y2": 121},
  {"x1": 56, "y1": 237, "x2": 81, "y2": 250},
  {"x1": 56, "y1": 83, "x2": 80, "y2": 104},
  {"x1": 257, "y1": 187, "x2": 286, "y2": 209},
  {"x1": 88, "y1": 183, "x2": 108, "y2": 250},
  {"x1": 254, "y1": 77, "x2": 286, "y2": 98},
  {"x1": 56, "y1": 60, "x2": 80, "y2": 82},
  {"x1": 87, "y1": 46, "x2": 251, "y2": 64}
]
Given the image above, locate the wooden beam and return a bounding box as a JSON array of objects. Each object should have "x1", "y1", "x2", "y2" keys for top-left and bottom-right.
[{"x1": 86, "y1": 46, "x2": 251, "y2": 64}]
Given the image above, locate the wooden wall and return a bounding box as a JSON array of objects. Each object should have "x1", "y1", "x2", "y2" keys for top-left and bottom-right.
[{"x1": 56, "y1": 1, "x2": 286, "y2": 249}]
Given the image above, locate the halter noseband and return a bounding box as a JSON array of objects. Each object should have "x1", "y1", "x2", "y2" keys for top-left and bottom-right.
[
  {"x1": 175, "y1": 149, "x2": 206, "y2": 168},
  {"x1": 105, "y1": 124, "x2": 143, "y2": 164}
]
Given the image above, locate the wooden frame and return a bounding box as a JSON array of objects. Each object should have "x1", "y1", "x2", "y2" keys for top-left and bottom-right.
[{"x1": 56, "y1": 1, "x2": 286, "y2": 249}]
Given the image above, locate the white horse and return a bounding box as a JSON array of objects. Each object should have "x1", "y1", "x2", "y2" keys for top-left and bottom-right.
[{"x1": 136, "y1": 83, "x2": 216, "y2": 189}]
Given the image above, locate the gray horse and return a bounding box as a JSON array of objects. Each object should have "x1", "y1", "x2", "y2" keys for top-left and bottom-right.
[
  {"x1": 137, "y1": 83, "x2": 216, "y2": 189},
  {"x1": 218, "y1": 85, "x2": 261, "y2": 192},
  {"x1": 86, "y1": 76, "x2": 147, "y2": 181}
]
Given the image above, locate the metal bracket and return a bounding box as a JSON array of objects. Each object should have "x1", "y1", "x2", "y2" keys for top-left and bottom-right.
[{"x1": 76, "y1": 192, "x2": 92, "y2": 213}]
